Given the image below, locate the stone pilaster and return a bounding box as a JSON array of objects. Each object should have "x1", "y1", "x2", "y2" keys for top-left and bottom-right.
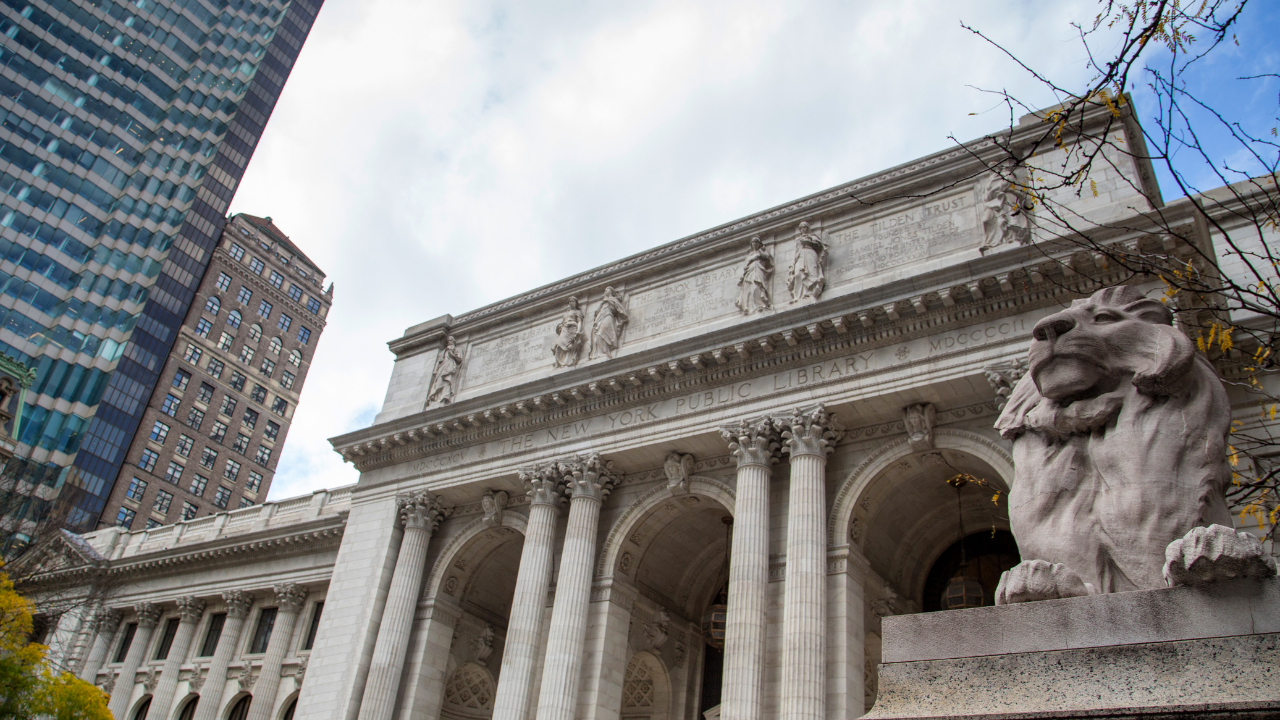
[
  {"x1": 355, "y1": 492, "x2": 448, "y2": 720},
  {"x1": 492, "y1": 467, "x2": 564, "y2": 720},
  {"x1": 535, "y1": 453, "x2": 617, "y2": 720},
  {"x1": 779, "y1": 405, "x2": 842, "y2": 720},
  {"x1": 150, "y1": 597, "x2": 206, "y2": 720},
  {"x1": 245, "y1": 583, "x2": 309, "y2": 720},
  {"x1": 192, "y1": 591, "x2": 253, "y2": 720},
  {"x1": 79, "y1": 608, "x2": 122, "y2": 683},
  {"x1": 719, "y1": 417, "x2": 781, "y2": 720},
  {"x1": 108, "y1": 602, "x2": 162, "y2": 720}
]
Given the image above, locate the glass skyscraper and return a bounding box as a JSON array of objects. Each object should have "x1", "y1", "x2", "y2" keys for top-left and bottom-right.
[{"x1": 0, "y1": 0, "x2": 323, "y2": 539}]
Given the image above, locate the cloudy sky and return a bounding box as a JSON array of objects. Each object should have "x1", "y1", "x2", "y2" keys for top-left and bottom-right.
[{"x1": 228, "y1": 0, "x2": 1278, "y2": 500}]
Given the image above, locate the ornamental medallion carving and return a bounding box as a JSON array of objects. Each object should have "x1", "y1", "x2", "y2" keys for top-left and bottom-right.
[
  {"x1": 588, "y1": 287, "x2": 629, "y2": 361},
  {"x1": 735, "y1": 236, "x2": 774, "y2": 315},
  {"x1": 426, "y1": 335, "x2": 464, "y2": 408},
  {"x1": 787, "y1": 221, "x2": 827, "y2": 303}
]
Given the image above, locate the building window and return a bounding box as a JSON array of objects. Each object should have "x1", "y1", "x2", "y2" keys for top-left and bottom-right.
[
  {"x1": 232, "y1": 434, "x2": 250, "y2": 454},
  {"x1": 271, "y1": 398, "x2": 288, "y2": 417},
  {"x1": 277, "y1": 314, "x2": 292, "y2": 332},
  {"x1": 239, "y1": 346, "x2": 255, "y2": 364},
  {"x1": 182, "y1": 502, "x2": 199, "y2": 521},
  {"x1": 229, "y1": 243, "x2": 245, "y2": 262},
  {"x1": 251, "y1": 385, "x2": 268, "y2": 404},
  {"x1": 227, "y1": 310, "x2": 242, "y2": 329},
  {"x1": 237, "y1": 286, "x2": 253, "y2": 304},
  {"x1": 224, "y1": 460, "x2": 241, "y2": 482},
  {"x1": 230, "y1": 372, "x2": 247, "y2": 391},
  {"x1": 206, "y1": 358, "x2": 225, "y2": 378},
  {"x1": 249, "y1": 257, "x2": 265, "y2": 274},
  {"x1": 161, "y1": 394, "x2": 181, "y2": 417},
  {"x1": 153, "y1": 617, "x2": 180, "y2": 660},
  {"x1": 254, "y1": 445, "x2": 271, "y2": 466},
  {"x1": 197, "y1": 383, "x2": 215, "y2": 404},
  {"x1": 246, "y1": 472, "x2": 263, "y2": 493},
  {"x1": 172, "y1": 370, "x2": 191, "y2": 391},
  {"x1": 216, "y1": 273, "x2": 232, "y2": 292},
  {"x1": 280, "y1": 371, "x2": 295, "y2": 390},
  {"x1": 209, "y1": 422, "x2": 228, "y2": 444},
  {"x1": 199, "y1": 447, "x2": 219, "y2": 470},
  {"x1": 259, "y1": 359, "x2": 275, "y2": 377},
  {"x1": 257, "y1": 300, "x2": 272, "y2": 318},
  {"x1": 303, "y1": 601, "x2": 324, "y2": 650},
  {"x1": 269, "y1": 337, "x2": 282, "y2": 355},
  {"x1": 205, "y1": 296, "x2": 221, "y2": 315},
  {"x1": 287, "y1": 285, "x2": 302, "y2": 302},
  {"x1": 242, "y1": 409, "x2": 259, "y2": 430},
  {"x1": 154, "y1": 490, "x2": 173, "y2": 514},
  {"x1": 125, "y1": 477, "x2": 147, "y2": 501},
  {"x1": 246, "y1": 324, "x2": 262, "y2": 344},
  {"x1": 116, "y1": 507, "x2": 136, "y2": 529},
  {"x1": 306, "y1": 297, "x2": 321, "y2": 314},
  {"x1": 199, "y1": 613, "x2": 226, "y2": 656},
  {"x1": 288, "y1": 350, "x2": 302, "y2": 367},
  {"x1": 218, "y1": 332, "x2": 235, "y2": 351},
  {"x1": 164, "y1": 462, "x2": 183, "y2": 485},
  {"x1": 139, "y1": 449, "x2": 159, "y2": 472},
  {"x1": 269, "y1": 271, "x2": 284, "y2": 288},
  {"x1": 186, "y1": 408, "x2": 205, "y2": 430},
  {"x1": 183, "y1": 344, "x2": 202, "y2": 364},
  {"x1": 298, "y1": 327, "x2": 312, "y2": 345},
  {"x1": 249, "y1": 608, "x2": 277, "y2": 654},
  {"x1": 189, "y1": 474, "x2": 208, "y2": 496},
  {"x1": 113, "y1": 623, "x2": 138, "y2": 663},
  {"x1": 213, "y1": 486, "x2": 232, "y2": 508},
  {"x1": 238, "y1": 498, "x2": 254, "y2": 509},
  {"x1": 195, "y1": 318, "x2": 213, "y2": 338},
  {"x1": 264, "y1": 422, "x2": 280, "y2": 442},
  {"x1": 220, "y1": 395, "x2": 238, "y2": 417},
  {"x1": 176, "y1": 435, "x2": 194, "y2": 457},
  {"x1": 149, "y1": 421, "x2": 170, "y2": 443},
  {"x1": 145, "y1": 519, "x2": 162, "y2": 530}
]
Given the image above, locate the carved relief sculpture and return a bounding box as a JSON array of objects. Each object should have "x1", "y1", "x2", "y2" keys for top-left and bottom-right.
[
  {"x1": 983, "y1": 358, "x2": 1029, "y2": 410},
  {"x1": 641, "y1": 609, "x2": 670, "y2": 651},
  {"x1": 426, "y1": 335, "x2": 464, "y2": 408},
  {"x1": 787, "y1": 221, "x2": 827, "y2": 303},
  {"x1": 994, "y1": 286, "x2": 1277, "y2": 603},
  {"x1": 902, "y1": 403, "x2": 936, "y2": 452},
  {"x1": 735, "y1": 237, "x2": 774, "y2": 314},
  {"x1": 551, "y1": 296, "x2": 585, "y2": 367},
  {"x1": 589, "y1": 287, "x2": 629, "y2": 360},
  {"x1": 481, "y1": 490, "x2": 508, "y2": 527},
  {"x1": 977, "y1": 169, "x2": 1032, "y2": 252},
  {"x1": 470, "y1": 624, "x2": 495, "y2": 666},
  {"x1": 663, "y1": 452, "x2": 695, "y2": 494}
]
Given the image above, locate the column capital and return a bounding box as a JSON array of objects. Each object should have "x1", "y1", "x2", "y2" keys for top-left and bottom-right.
[
  {"x1": 223, "y1": 590, "x2": 254, "y2": 618},
  {"x1": 562, "y1": 452, "x2": 617, "y2": 502},
  {"x1": 135, "y1": 602, "x2": 162, "y2": 628},
  {"x1": 519, "y1": 464, "x2": 565, "y2": 508},
  {"x1": 273, "y1": 583, "x2": 309, "y2": 614},
  {"x1": 720, "y1": 417, "x2": 782, "y2": 468},
  {"x1": 93, "y1": 608, "x2": 122, "y2": 634},
  {"x1": 397, "y1": 491, "x2": 450, "y2": 532},
  {"x1": 780, "y1": 404, "x2": 844, "y2": 457},
  {"x1": 176, "y1": 596, "x2": 206, "y2": 623}
]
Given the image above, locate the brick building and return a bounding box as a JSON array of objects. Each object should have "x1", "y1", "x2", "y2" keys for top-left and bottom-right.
[{"x1": 99, "y1": 214, "x2": 331, "y2": 529}]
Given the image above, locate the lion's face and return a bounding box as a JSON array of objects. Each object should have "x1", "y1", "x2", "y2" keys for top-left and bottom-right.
[{"x1": 1028, "y1": 290, "x2": 1178, "y2": 402}]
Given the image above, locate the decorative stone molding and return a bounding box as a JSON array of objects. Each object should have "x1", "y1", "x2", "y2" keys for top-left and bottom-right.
[
  {"x1": 235, "y1": 665, "x2": 257, "y2": 692},
  {"x1": 273, "y1": 583, "x2": 309, "y2": 613},
  {"x1": 780, "y1": 403, "x2": 844, "y2": 457},
  {"x1": 223, "y1": 590, "x2": 253, "y2": 619},
  {"x1": 176, "y1": 596, "x2": 206, "y2": 622},
  {"x1": 480, "y1": 490, "x2": 508, "y2": 527},
  {"x1": 135, "y1": 602, "x2": 162, "y2": 628},
  {"x1": 97, "y1": 672, "x2": 115, "y2": 694},
  {"x1": 640, "y1": 610, "x2": 670, "y2": 651},
  {"x1": 292, "y1": 657, "x2": 308, "y2": 685},
  {"x1": 984, "y1": 358, "x2": 1029, "y2": 410},
  {"x1": 720, "y1": 417, "x2": 782, "y2": 468},
  {"x1": 397, "y1": 491, "x2": 449, "y2": 532},
  {"x1": 188, "y1": 665, "x2": 207, "y2": 693},
  {"x1": 902, "y1": 403, "x2": 936, "y2": 452},
  {"x1": 520, "y1": 463, "x2": 567, "y2": 507},
  {"x1": 93, "y1": 608, "x2": 122, "y2": 634},
  {"x1": 562, "y1": 453, "x2": 619, "y2": 502},
  {"x1": 140, "y1": 667, "x2": 160, "y2": 693}
]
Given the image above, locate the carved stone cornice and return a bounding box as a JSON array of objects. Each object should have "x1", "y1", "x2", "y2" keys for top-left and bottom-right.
[
  {"x1": 135, "y1": 602, "x2": 161, "y2": 628},
  {"x1": 397, "y1": 491, "x2": 449, "y2": 532},
  {"x1": 223, "y1": 590, "x2": 253, "y2": 619},
  {"x1": 175, "y1": 596, "x2": 206, "y2": 623},
  {"x1": 720, "y1": 417, "x2": 782, "y2": 468},
  {"x1": 273, "y1": 583, "x2": 308, "y2": 614}
]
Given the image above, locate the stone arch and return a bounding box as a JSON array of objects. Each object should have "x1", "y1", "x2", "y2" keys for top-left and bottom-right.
[
  {"x1": 274, "y1": 692, "x2": 299, "y2": 720},
  {"x1": 440, "y1": 661, "x2": 496, "y2": 720},
  {"x1": 223, "y1": 693, "x2": 251, "y2": 720},
  {"x1": 828, "y1": 428, "x2": 1013, "y2": 546},
  {"x1": 425, "y1": 512, "x2": 528, "y2": 600},
  {"x1": 129, "y1": 695, "x2": 153, "y2": 720},
  {"x1": 172, "y1": 693, "x2": 199, "y2": 720},
  {"x1": 596, "y1": 476, "x2": 735, "y2": 579},
  {"x1": 620, "y1": 651, "x2": 671, "y2": 720}
]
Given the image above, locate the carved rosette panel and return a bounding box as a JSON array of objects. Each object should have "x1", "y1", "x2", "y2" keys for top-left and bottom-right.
[
  {"x1": 779, "y1": 403, "x2": 844, "y2": 457},
  {"x1": 175, "y1": 596, "x2": 206, "y2": 623},
  {"x1": 223, "y1": 590, "x2": 253, "y2": 619},
  {"x1": 273, "y1": 583, "x2": 309, "y2": 614},
  {"x1": 397, "y1": 491, "x2": 450, "y2": 532},
  {"x1": 135, "y1": 602, "x2": 162, "y2": 628},
  {"x1": 720, "y1": 417, "x2": 782, "y2": 468}
]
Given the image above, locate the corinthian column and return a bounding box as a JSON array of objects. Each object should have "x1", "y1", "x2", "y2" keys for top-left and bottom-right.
[
  {"x1": 108, "y1": 602, "x2": 162, "y2": 720},
  {"x1": 79, "y1": 608, "x2": 122, "y2": 682},
  {"x1": 356, "y1": 492, "x2": 448, "y2": 720},
  {"x1": 150, "y1": 597, "x2": 206, "y2": 720},
  {"x1": 245, "y1": 583, "x2": 309, "y2": 720},
  {"x1": 779, "y1": 405, "x2": 842, "y2": 720},
  {"x1": 719, "y1": 418, "x2": 780, "y2": 720},
  {"x1": 535, "y1": 454, "x2": 616, "y2": 720},
  {"x1": 492, "y1": 467, "x2": 564, "y2": 720},
  {"x1": 192, "y1": 591, "x2": 253, "y2": 720}
]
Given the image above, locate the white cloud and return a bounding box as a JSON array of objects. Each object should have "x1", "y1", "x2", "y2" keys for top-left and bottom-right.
[{"x1": 230, "y1": 0, "x2": 1100, "y2": 500}]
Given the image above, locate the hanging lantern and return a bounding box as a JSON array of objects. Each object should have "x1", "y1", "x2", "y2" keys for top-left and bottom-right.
[
  {"x1": 701, "y1": 600, "x2": 727, "y2": 649},
  {"x1": 942, "y1": 570, "x2": 985, "y2": 610}
]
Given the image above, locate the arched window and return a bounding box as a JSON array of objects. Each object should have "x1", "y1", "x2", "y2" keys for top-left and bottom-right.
[
  {"x1": 177, "y1": 697, "x2": 199, "y2": 720},
  {"x1": 204, "y1": 296, "x2": 221, "y2": 315},
  {"x1": 131, "y1": 698, "x2": 152, "y2": 720},
  {"x1": 280, "y1": 699, "x2": 297, "y2": 720},
  {"x1": 248, "y1": 324, "x2": 263, "y2": 343},
  {"x1": 268, "y1": 337, "x2": 282, "y2": 356},
  {"x1": 227, "y1": 696, "x2": 251, "y2": 720},
  {"x1": 227, "y1": 310, "x2": 242, "y2": 329},
  {"x1": 288, "y1": 350, "x2": 301, "y2": 368}
]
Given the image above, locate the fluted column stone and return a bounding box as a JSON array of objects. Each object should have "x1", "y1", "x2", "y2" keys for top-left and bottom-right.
[
  {"x1": 535, "y1": 454, "x2": 617, "y2": 720},
  {"x1": 108, "y1": 602, "x2": 163, "y2": 720},
  {"x1": 492, "y1": 468, "x2": 563, "y2": 720},
  {"x1": 779, "y1": 405, "x2": 842, "y2": 720},
  {"x1": 79, "y1": 608, "x2": 122, "y2": 683},
  {"x1": 245, "y1": 583, "x2": 309, "y2": 720},
  {"x1": 192, "y1": 591, "x2": 253, "y2": 720},
  {"x1": 719, "y1": 418, "x2": 781, "y2": 720},
  {"x1": 356, "y1": 492, "x2": 448, "y2": 720},
  {"x1": 148, "y1": 597, "x2": 206, "y2": 720}
]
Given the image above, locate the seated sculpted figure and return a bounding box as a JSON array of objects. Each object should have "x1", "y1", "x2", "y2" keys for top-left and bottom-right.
[{"x1": 993, "y1": 286, "x2": 1276, "y2": 604}]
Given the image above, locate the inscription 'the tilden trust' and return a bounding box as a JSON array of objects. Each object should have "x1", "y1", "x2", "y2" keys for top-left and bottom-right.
[{"x1": 406, "y1": 314, "x2": 1033, "y2": 475}]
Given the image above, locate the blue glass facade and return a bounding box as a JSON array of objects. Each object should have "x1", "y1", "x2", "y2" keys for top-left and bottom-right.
[{"x1": 0, "y1": 0, "x2": 323, "y2": 533}]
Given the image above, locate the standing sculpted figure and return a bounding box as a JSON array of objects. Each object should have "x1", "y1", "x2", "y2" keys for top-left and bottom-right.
[
  {"x1": 735, "y1": 237, "x2": 774, "y2": 315},
  {"x1": 589, "y1": 286, "x2": 629, "y2": 360},
  {"x1": 426, "y1": 335, "x2": 463, "y2": 407},
  {"x1": 993, "y1": 286, "x2": 1275, "y2": 603},
  {"x1": 787, "y1": 221, "x2": 827, "y2": 303},
  {"x1": 552, "y1": 296, "x2": 585, "y2": 367},
  {"x1": 977, "y1": 170, "x2": 1032, "y2": 252}
]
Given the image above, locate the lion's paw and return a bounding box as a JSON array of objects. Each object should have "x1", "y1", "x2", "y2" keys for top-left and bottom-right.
[
  {"x1": 995, "y1": 560, "x2": 1093, "y2": 605},
  {"x1": 1163, "y1": 524, "x2": 1277, "y2": 587}
]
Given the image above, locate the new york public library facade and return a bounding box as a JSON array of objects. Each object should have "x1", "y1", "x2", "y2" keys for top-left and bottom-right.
[{"x1": 25, "y1": 101, "x2": 1270, "y2": 720}]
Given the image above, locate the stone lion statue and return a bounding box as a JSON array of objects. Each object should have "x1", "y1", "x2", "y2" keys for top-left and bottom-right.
[{"x1": 993, "y1": 286, "x2": 1275, "y2": 603}]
